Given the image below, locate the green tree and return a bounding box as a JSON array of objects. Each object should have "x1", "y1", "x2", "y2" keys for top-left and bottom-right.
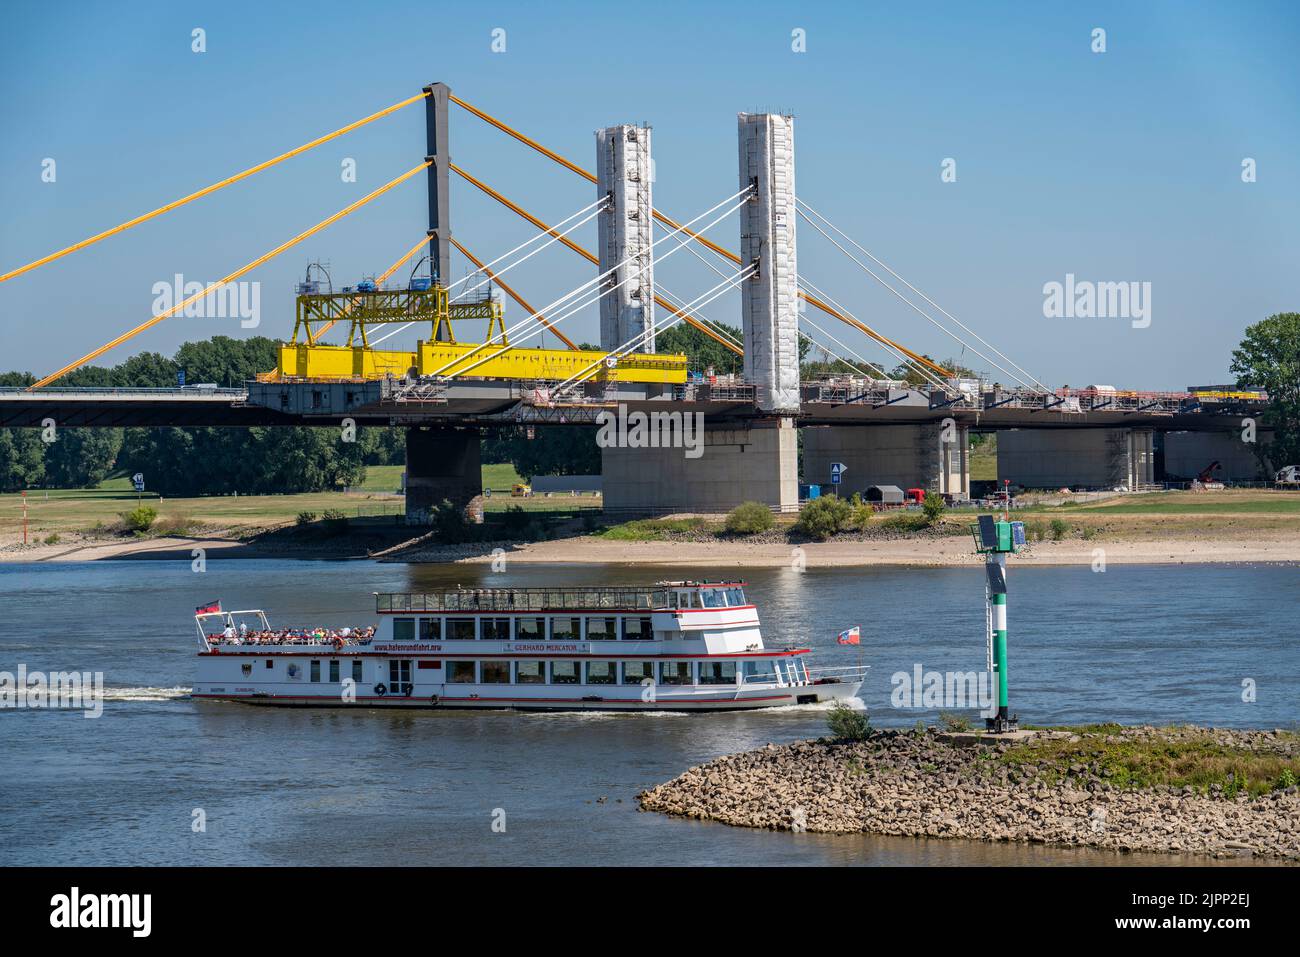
[
  {"x1": 0, "y1": 428, "x2": 46, "y2": 492},
  {"x1": 485, "y1": 426, "x2": 600, "y2": 481},
  {"x1": 43, "y1": 428, "x2": 123, "y2": 488},
  {"x1": 1231, "y1": 312, "x2": 1300, "y2": 473}
]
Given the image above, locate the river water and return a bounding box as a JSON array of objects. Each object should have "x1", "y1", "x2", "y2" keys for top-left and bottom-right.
[{"x1": 1, "y1": 559, "x2": 1295, "y2": 866}]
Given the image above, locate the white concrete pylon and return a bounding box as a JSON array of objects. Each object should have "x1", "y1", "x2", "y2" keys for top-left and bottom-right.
[
  {"x1": 596, "y1": 124, "x2": 655, "y2": 353},
  {"x1": 738, "y1": 112, "x2": 799, "y2": 413}
]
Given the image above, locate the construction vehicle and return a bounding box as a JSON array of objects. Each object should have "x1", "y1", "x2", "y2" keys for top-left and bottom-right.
[
  {"x1": 1194, "y1": 460, "x2": 1225, "y2": 490},
  {"x1": 511, "y1": 483, "x2": 532, "y2": 498}
]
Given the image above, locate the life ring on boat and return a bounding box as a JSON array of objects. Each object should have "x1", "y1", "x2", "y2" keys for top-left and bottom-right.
[
  {"x1": 373, "y1": 682, "x2": 387, "y2": 696},
  {"x1": 429, "y1": 694, "x2": 440, "y2": 707}
]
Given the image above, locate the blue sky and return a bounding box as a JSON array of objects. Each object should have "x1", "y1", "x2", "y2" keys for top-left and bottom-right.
[{"x1": 1, "y1": 0, "x2": 1296, "y2": 388}]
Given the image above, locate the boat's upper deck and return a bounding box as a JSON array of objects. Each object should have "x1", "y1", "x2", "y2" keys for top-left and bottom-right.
[{"x1": 375, "y1": 581, "x2": 749, "y2": 615}]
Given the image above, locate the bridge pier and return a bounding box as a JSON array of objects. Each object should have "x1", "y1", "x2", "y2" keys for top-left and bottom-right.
[
  {"x1": 596, "y1": 124, "x2": 655, "y2": 352},
  {"x1": 601, "y1": 418, "x2": 798, "y2": 513},
  {"x1": 404, "y1": 426, "x2": 481, "y2": 524},
  {"x1": 802, "y1": 424, "x2": 971, "y2": 499},
  {"x1": 997, "y1": 428, "x2": 1154, "y2": 490},
  {"x1": 1162, "y1": 430, "x2": 1270, "y2": 482}
]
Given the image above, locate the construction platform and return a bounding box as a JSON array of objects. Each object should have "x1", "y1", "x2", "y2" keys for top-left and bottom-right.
[{"x1": 275, "y1": 341, "x2": 688, "y2": 384}]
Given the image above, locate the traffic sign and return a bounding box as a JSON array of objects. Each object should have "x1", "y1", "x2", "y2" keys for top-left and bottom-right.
[
  {"x1": 830, "y1": 462, "x2": 847, "y2": 486},
  {"x1": 132, "y1": 473, "x2": 145, "y2": 492}
]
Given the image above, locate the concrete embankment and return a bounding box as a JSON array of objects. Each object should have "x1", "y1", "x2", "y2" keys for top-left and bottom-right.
[{"x1": 637, "y1": 727, "x2": 1300, "y2": 860}]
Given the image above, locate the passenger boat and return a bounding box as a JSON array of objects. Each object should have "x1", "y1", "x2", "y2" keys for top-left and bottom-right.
[{"x1": 191, "y1": 581, "x2": 866, "y2": 711}]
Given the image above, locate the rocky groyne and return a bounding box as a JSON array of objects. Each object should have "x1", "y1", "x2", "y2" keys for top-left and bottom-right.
[{"x1": 637, "y1": 726, "x2": 1300, "y2": 860}]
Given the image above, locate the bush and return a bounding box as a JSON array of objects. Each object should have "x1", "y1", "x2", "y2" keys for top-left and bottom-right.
[
  {"x1": 1049, "y1": 518, "x2": 1070, "y2": 541},
  {"x1": 43, "y1": 532, "x2": 60, "y2": 545},
  {"x1": 155, "y1": 512, "x2": 197, "y2": 536},
  {"x1": 826, "y1": 702, "x2": 871, "y2": 741},
  {"x1": 296, "y1": 511, "x2": 318, "y2": 525},
  {"x1": 499, "y1": 505, "x2": 532, "y2": 537},
  {"x1": 432, "y1": 499, "x2": 468, "y2": 543},
  {"x1": 848, "y1": 493, "x2": 874, "y2": 530},
  {"x1": 120, "y1": 506, "x2": 157, "y2": 533},
  {"x1": 796, "y1": 495, "x2": 851, "y2": 541},
  {"x1": 724, "y1": 501, "x2": 775, "y2": 535},
  {"x1": 922, "y1": 491, "x2": 946, "y2": 526},
  {"x1": 939, "y1": 711, "x2": 972, "y2": 732}
]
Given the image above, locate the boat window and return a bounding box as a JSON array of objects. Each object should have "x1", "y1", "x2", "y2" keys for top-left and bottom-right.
[
  {"x1": 668, "y1": 592, "x2": 678, "y2": 609},
  {"x1": 586, "y1": 661, "x2": 617, "y2": 685},
  {"x1": 352, "y1": 660, "x2": 363, "y2": 682},
  {"x1": 551, "y1": 661, "x2": 581, "y2": 684},
  {"x1": 328, "y1": 660, "x2": 340, "y2": 683},
  {"x1": 742, "y1": 660, "x2": 777, "y2": 683},
  {"x1": 480, "y1": 661, "x2": 510, "y2": 684},
  {"x1": 419, "y1": 617, "x2": 441, "y2": 641},
  {"x1": 481, "y1": 618, "x2": 511, "y2": 641},
  {"x1": 586, "y1": 617, "x2": 616, "y2": 640},
  {"x1": 392, "y1": 618, "x2": 415, "y2": 641},
  {"x1": 266, "y1": 659, "x2": 275, "y2": 669},
  {"x1": 699, "y1": 661, "x2": 738, "y2": 685},
  {"x1": 659, "y1": 661, "x2": 693, "y2": 685},
  {"x1": 515, "y1": 661, "x2": 546, "y2": 684},
  {"x1": 622, "y1": 661, "x2": 654, "y2": 685},
  {"x1": 310, "y1": 660, "x2": 321, "y2": 682},
  {"x1": 416, "y1": 660, "x2": 441, "y2": 670},
  {"x1": 445, "y1": 618, "x2": 476, "y2": 640},
  {"x1": 727, "y1": 588, "x2": 745, "y2": 606},
  {"x1": 516, "y1": 617, "x2": 544, "y2": 640},
  {"x1": 388, "y1": 659, "x2": 411, "y2": 692},
  {"x1": 446, "y1": 661, "x2": 476, "y2": 683},
  {"x1": 550, "y1": 616, "x2": 580, "y2": 641},
  {"x1": 701, "y1": 589, "x2": 724, "y2": 608},
  {"x1": 622, "y1": 616, "x2": 652, "y2": 640}
]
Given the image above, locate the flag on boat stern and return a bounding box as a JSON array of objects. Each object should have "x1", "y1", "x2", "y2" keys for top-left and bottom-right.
[
  {"x1": 836, "y1": 626, "x2": 861, "y2": 645},
  {"x1": 195, "y1": 600, "x2": 221, "y2": 615}
]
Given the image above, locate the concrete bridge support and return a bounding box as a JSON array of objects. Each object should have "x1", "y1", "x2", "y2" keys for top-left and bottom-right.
[
  {"x1": 596, "y1": 124, "x2": 655, "y2": 352},
  {"x1": 1162, "y1": 430, "x2": 1271, "y2": 481},
  {"x1": 997, "y1": 428, "x2": 1154, "y2": 490},
  {"x1": 601, "y1": 418, "x2": 798, "y2": 513},
  {"x1": 738, "y1": 112, "x2": 800, "y2": 413},
  {"x1": 404, "y1": 426, "x2": 481, "y2": 524},
  {"x1": 802, "y1": 424, "x2": 971, "y2": 499}
]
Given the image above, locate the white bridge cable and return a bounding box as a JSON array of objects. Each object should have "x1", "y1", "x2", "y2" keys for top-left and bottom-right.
[
  {"x1": 796, "y1": 274, "x2": 950, "y2": 392},
  {"x1": 551, "y1": 266, "x2": 757, "y2": 394},
  {"x1": 795, "y1": 200, "x2": 1050, "y2": 396},
  {"x1": 797, "y1": 197, "x2": 1053, "y2": 394},
  {"x1": 656, "y1": 215, "x2": 948, "y2": 388},
  {"x1": 432, "y1": 185, "x2": 756, "y2": 380},
  {"x1": 798, "y1": 312, "x2": 891, "y2": 378},
  {"x1": 368, "y1": 197, "x2": 609, "y2": 347}
]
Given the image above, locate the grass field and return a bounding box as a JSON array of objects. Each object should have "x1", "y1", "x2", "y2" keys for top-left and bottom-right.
[{"x1": 0, "y1": 461, "x2": 594, "y2": 542}]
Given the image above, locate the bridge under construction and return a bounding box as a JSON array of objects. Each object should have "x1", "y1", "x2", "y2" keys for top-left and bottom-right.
[{"x1": 0, "y1": 83, "x2": 1274, "y2": 517}]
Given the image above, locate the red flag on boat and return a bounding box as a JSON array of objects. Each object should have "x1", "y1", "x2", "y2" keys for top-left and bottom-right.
[
  {"x1": 195, "y1": 600, "x2": 221, "y2": 615},
  {"x1": 837, "y1": 626, "x2": 860, "y2": 645}
]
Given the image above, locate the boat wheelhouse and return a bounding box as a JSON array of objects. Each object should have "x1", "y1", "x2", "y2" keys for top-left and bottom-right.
[{"x1": 192, "y1": 582, "x2": 866, "y2": 712}]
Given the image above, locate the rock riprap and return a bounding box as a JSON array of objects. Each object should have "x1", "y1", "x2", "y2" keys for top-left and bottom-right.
[{"x1": 637, "y1": 727, "x2": 1300, "y2": 859}]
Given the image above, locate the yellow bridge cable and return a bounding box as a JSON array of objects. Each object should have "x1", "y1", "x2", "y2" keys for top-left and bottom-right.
[
  {"x1": 2, "y1": 91, "x2": 430, "y2": 285},
  {"x1": 449, "y1": 237, "x2": 578, "y2": 350},
  {"x1": 450, "y1": 163, "x2": 741, "y2": 357},
  {"x1": 29, "y1": 161, "x2": 431, "y2": 390},
  {"x1": 449, "y1": 94, "x2": 949, "y2": 377}
]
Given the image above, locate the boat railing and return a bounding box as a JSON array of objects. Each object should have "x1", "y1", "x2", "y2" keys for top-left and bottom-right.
[
  {"x1": 376, "y1": 588, "x2": 671, "y2": 613},
  {"x1": 805, "y1": 664, "x2": 871, "y2": 685}
]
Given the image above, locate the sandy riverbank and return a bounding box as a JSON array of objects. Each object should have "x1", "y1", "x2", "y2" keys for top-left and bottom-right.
[
  {"x1": 3, "y1": 529, "x2": 1300, "y2": 565},
  {"x1": 637, "y1": 727, "x2": 1300, "y2": 860}
]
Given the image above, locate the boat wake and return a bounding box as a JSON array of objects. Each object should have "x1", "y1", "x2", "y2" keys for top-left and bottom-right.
[{"x1": 101, "y1": 686, "x2": 192, "y2": 702}]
